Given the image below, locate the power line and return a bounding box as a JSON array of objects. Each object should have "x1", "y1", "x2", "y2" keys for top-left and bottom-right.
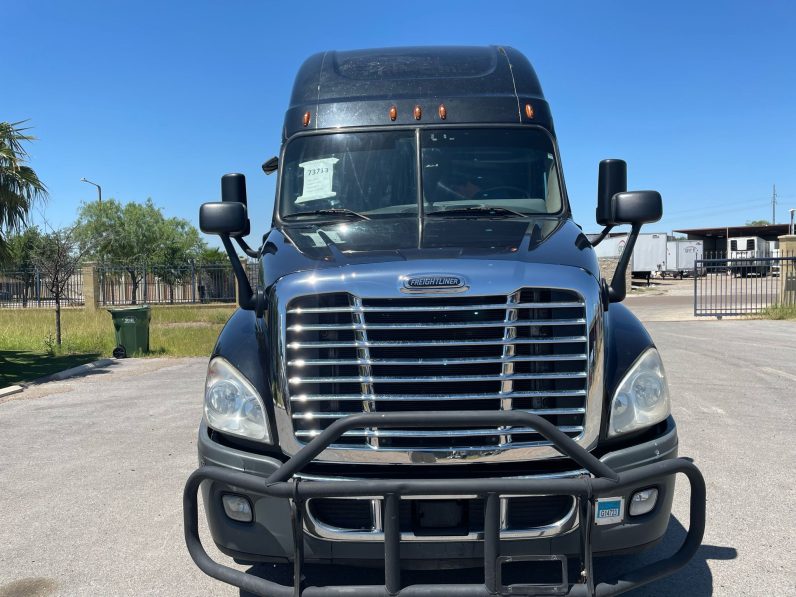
[{"x1": 665, "y1": 199, "x2": 769, "y2": 217}]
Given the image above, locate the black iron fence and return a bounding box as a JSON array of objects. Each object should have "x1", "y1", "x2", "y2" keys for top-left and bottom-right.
[
  {"x1": 0, "y1": 262, "x2": 261, "y2": 308},
  {"x1": 694, "y1": 251, "x2": 796, "y2": 317},
  {"x1": 98, "y1": 262, "x2": 261, "y2": 306},
  {"x1": 0, "y1": 269, "x2": 85, "y2": 309}
]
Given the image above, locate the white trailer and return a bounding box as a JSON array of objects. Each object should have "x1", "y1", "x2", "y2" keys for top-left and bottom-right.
[
  {"x1": 592, "y1": 233, "x2": 668, "y2": 282},
  {"x1": 632, "y1": 233, "x2": 668, "y2": 279},
  {"x1": 664, "y1": 240, "x2": 704, "y2": 278},
  {"x1": 727, "y1": 236, "x2": 771, "y2": 277},
  {"x1": 772, "y1": 247, "x2": 781, "y2": 277}
]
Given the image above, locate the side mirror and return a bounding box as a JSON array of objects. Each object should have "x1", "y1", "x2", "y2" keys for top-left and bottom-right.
[
  {"x1": 596, "y1": 159, "x2": 627, "y2": 226},
  {"x1": 611, "y1": 191, "x2": 662, "y2": 225},
  {"x1": 199, "y1": 173, "x2": 264, "y2": 315},
  {"x1": 261, "y1": 156, "x2": 278, "y2": 175},
  {"x1": 199, "y1": 202, "x2": 248, "y2": 236},
  {"x1": 221, "y1": 173, "x2": 250, "y2": 237}
]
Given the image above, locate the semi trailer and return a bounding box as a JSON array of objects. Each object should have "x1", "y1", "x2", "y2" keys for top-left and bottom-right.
[
  {"x1": 727, "y1": 236, "x2": 773, "y2": 277},
  {"x1": 664, "y1": 240, "x2": 704, "y2": 278},
  {"x1": 184, "y1": 46, "x2": 705, "y2": 597},
  {"x1": 591, "y1": 233, "x2": 668, "y2": 282}
]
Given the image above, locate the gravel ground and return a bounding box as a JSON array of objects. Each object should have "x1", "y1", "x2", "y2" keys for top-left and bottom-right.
[{"x1": 1, "y1": 319, "x2": 794, "y2": 596}]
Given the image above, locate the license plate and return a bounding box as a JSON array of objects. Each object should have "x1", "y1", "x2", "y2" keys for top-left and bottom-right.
[
  {"x1": 414, "y1": 500, "x2": 465, "y2": 530},
  {"x1": 594, "y1": 497, "x2": 625, "y2": 526}
]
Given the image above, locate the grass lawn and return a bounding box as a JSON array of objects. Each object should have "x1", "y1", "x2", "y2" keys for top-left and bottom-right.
[
  {"x1": 0, "y1": 351, "x2": 100, "y2": 387},
  {"x1": 0, "y1": 305, "x2": 235, "y2": 384}
]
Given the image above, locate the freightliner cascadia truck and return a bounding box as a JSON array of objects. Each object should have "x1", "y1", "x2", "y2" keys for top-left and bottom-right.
[{"x1": 184, "y1": 46, "x2": 705, "y2": 596}]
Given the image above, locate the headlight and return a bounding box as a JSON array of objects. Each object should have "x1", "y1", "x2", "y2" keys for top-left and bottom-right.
[
  {"x1": 608, "y1": 348, "x2": 670, "y2": 437},
  {"x1": 205, "y1": 357, "x2": 271, "y2": 442}
]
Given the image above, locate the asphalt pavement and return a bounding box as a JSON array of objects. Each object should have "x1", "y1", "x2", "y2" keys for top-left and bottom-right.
[{"x1": 1, "y1": 319, "x2": 795, "y2": 596}]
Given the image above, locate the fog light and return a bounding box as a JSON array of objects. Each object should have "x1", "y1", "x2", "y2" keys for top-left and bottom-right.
[
  {"x1": 629, "y1": 488, "x2": 658, "y2": 516},
  {"x1": 222, "y1": 494, "x2": 253, "y2": 522}
]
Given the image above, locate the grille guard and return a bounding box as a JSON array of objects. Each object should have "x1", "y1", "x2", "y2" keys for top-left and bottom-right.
[{"x1": 184, "y1": 411, "x2": 706, "y2": 597}]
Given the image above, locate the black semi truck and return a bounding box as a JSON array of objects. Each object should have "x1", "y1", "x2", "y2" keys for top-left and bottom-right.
[{"x1": 184, "y1": 46, "x2": 705, "y2": 596}]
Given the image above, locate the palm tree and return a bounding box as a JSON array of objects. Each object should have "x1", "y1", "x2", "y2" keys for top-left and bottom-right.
[{"x1": 0, "y1": 121, "x2": 48, "y2": 257}]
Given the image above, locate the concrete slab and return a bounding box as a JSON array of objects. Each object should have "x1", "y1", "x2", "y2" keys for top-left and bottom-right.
[{"x1": 1, "y1": 323, "x2": 794, "y2": 596}]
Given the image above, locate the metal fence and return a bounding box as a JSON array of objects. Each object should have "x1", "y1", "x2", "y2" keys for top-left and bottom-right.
[
  {"x1": 694, "y1": 251, "x2": 795, "y2": 317},
  {"x1": 0, "y1": 262, "x2": 261, "y2": 308},
  {"x1": 0, "y1": 269, "x2": 85, "y2": 309},
  {"x1": 98, "y1": 263, "x2": 261, "y2": 306}
]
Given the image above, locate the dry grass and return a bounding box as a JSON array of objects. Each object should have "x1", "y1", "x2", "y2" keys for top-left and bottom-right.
[{"x1": 759, "y1": 304, "x2": 796, "y2": 320}]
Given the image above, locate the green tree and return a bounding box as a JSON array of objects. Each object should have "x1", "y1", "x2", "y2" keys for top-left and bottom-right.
[
  {"x1": 76, "y1": 198, "x2": 206, "y2": 304},
  {"x1": 0, "y1": 121, "x2": 48, "y2": 257},
  {"x1": 3, "y1": 226, "x2": 43, "y2": 306},
  {"x1": 745, "y1": 219, "x2": 771, "y2": 226},
  {"x1": 151, "y1": 217, "x2": 203, "y2": 303},
  {"x1": 31, "y1": 226, "x2": 91, "y2": 346},
  {"x1": 197, "y1": 247, "x2": 228, "y2": 265}
]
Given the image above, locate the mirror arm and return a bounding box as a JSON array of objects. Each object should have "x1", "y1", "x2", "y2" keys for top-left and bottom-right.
[
  {"x1": 608, "y1": 222, "x2": 642, "y2": 303},
  {"x1": 234, "y1": 236, "x2": 261, "y2": 259},
  {"x1": 235, "y1": 230, "x2": 274, "y2": 259},
  {"x1": 590, "y1": 225, "x2": 614, "y2": 247},
  {"x1": 220, "y1": 234, "x2": 256, "y2": 310}
]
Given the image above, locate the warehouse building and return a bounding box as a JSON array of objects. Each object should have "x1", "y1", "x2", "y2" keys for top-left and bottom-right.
[{"x1": 673, "y1": 224, "x2": 791, "y2": 254}]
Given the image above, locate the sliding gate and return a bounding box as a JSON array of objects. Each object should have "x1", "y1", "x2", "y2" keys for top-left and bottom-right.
[{"x1": 694, "y1": 253, "x2": 795, "y2": 317}]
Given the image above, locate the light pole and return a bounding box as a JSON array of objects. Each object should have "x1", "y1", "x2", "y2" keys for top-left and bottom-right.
[
  {"x1": 790, "y1": 208, "x2": 795, "y2": 236},
  {"x1": 80, "y1": 177, "x2": 102, "y2": 203}
]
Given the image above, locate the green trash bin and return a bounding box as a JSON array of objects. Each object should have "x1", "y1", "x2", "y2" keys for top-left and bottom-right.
[{"x1": 107, "y1": 305, "x2": 151, "y2": 358}]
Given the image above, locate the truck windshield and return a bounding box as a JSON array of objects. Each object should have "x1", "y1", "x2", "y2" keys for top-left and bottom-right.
[
  {"x1": 421, "y1": 129, "x2": 562, "y2": 216},
  {"x1": 280, "y1": 131, "x2": 418, "y2": 219},
  {"x1": 279, "y1": 128, "x2": 563, "y2": 220}
]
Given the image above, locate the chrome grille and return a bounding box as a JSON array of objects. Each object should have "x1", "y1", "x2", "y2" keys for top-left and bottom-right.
[{"x1": 285, "y1": 289, "x2": 588, "y2": 451}]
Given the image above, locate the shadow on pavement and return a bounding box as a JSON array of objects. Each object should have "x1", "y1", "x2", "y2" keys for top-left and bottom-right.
[
  {"x1": 0, "y1": 350, "x2": 104, "y2": 386},
  {"x1": 595, "y1": 516, "x2": 737, "y2": 596},
  {"x1": 242, "y1": 517, "x2": 736, "y2": 596}
]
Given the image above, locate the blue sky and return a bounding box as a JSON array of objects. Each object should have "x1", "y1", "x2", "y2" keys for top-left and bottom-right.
[{"x1": 6, "y1": 1, "x2": 796, "y2": 241}]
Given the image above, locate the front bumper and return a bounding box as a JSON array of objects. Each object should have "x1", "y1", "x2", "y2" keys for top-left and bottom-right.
[{"x1": 185, "y1": 412, "x2": 705, "y2": 596}]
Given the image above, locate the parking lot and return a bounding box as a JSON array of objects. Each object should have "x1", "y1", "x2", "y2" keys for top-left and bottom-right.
[{"x1": 1, "y1": 318, "x2": 795, "y2": 596}]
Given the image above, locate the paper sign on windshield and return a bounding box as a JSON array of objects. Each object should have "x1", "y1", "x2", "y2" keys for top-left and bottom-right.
[{"x1": 296, "y1": 158, "x2": 339, "y2": 203}]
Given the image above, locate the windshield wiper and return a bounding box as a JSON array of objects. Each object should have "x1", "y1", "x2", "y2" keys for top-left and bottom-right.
[
  {"x1": 425, "y1": 206, "x2": 529, "y2": 219},
  {"x1": 283, "y1": 208, "x2": 370, "y2": 221}
]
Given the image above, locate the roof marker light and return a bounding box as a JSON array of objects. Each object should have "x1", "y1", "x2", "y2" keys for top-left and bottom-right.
[
  {"x1": 413, "y1": 105, "x2": 422, "y2": 120},
  {"x1": 438, "y1": 104, "x2": 447, "y2": 120},
  {"x1": 525, "y1": 103, "x2": 535, "y2": 119},
  {"x1": 389, "y1": 106, "x2": 397, "y2": 121},
  {"x1": 303, "y1": 111, "x2": 311, "y2": 127}
]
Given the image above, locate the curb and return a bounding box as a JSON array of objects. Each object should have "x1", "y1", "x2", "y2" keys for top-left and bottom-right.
[
  {"x1": 0, "y1": 385, "x2": 24, "y2": 398},
  {"x1": 30, "y1": 358, "x2": 117, "y2": 385}
]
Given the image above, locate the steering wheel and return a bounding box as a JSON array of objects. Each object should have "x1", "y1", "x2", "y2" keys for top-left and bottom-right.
[{"x1": 475, "y1": 186, "x2": 530, "y2": 199}]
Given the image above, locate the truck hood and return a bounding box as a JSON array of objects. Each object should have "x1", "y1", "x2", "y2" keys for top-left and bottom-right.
[{"x1": 261, "y1": 217, "x2": 598, "y2": 288}]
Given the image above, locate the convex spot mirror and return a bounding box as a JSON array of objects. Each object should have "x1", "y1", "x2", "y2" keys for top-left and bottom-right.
[
  {"x1": 611, "y1": 191, "x2": 663, "y2": 225},
  {"x1": 199, "y1": 202, "x2": 248, "y2": 237}
]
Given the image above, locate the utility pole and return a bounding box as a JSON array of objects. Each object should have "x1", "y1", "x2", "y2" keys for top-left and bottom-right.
[{"x1": 772, "y1": 184, "x2": 777, "y2": 225}]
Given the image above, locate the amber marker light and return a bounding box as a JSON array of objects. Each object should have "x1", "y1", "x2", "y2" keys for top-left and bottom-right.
[
  {"x1": 303, "y1": 111, "x2": 311, "y2": 127},
  {"x1": 525, "y1": 103, "x2": 535, "y2": 119},
  {"x1": 438, "y1": 104, "x2": 447, "y2": 120},
  {"x1": 389, "y1": 106, "x2": 397, "y2": 121},
  {"x1": 413, "y1": 105, "x2": 422, "y2": 120}
]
